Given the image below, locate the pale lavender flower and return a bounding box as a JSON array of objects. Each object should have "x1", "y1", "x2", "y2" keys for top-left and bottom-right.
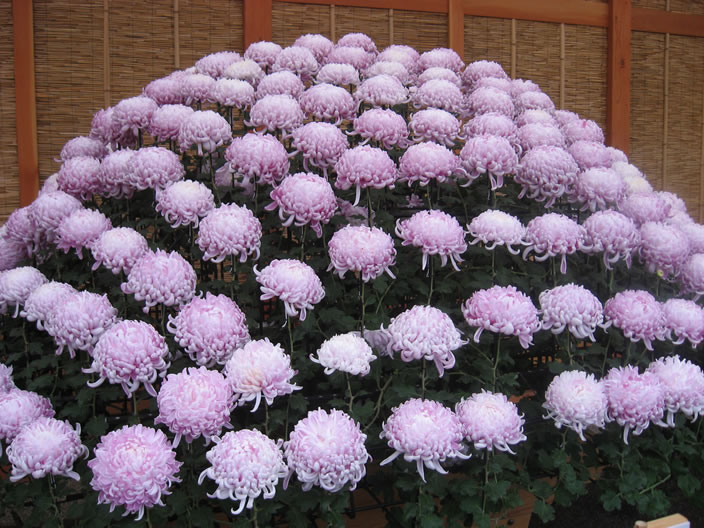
[
  {"x1": 353, "y1": 108, "x2": 409, "y2": 149},
  {"x1": 517, "y1": 123, "x2": 565, "y2": 151},
  {"x1": 0, "y1": 364, "x2": 13, "y2": 394},
  {"x1": 338, "y1": 32, "x2": 378, "y2": 53},
  {"x1": 97, "y1": 149, "x2": 136, "y2": 199},
  {"x1": 225, "y1": 133, "x2": 289, "y2": 186},
  {"x1": 459, "y1": 135, "x2": 518, "y2": 189},
  {"x1": 461, "y1": 112, "x2": 518, "y2": 150},
  {"x1": 658, "y1": 191, "x2": 688, "y2": 218},
  {"x1": 514, "y1": 90, "x2": 555, "y2": 114},
  {"x1": 0, "y1": 229, "x2": 28, "y2": 272},
  {"x1": 317, "y1": 63, "x2": 360, "y2": 86},
  {"x1": 327, "y1": 225, "x2": 396, "y2": 281},
  {"x1": 553, "y1": 109, "x2": 580, "y2": 128},
  {"x1": 39, "y1": 173, "x2": 59, "y2": 195},
  {"x1": 418, "y1": 47, "x2": 463, "y2": 73},
  {"x1": 619, "y1": 192, "x2": 670, "y2": 226},
  {"x1": 395, "y1": 210, "x2": 467, "y2": 271},
  {"x1": 0, "y1": 390, "x2": 54, "y2": 455},
  {"x1": 562, "y1": 118, "x2": 605, "y2": 145},
  {"x1": 378, "y1": 45, "x2": 419, "y2": 74},
  {"x1": 681, "y1": 253, "x2": 704, "y2": 299},
  {"x1": 244, "y1": 41, "x2": 283, "y2": 69},
  {"x1": 639, "y1": 222, "x2": 690, "y2": 279},
  {"x1": 91, "y1": 227, "x2": 149, "y2": 275},
  {"x1": 679, "y1": 223, "x2": 704, "y2": 254},
  {"x1": 212, "y1": 79, "x2": 255, "y2": 108},
  {"x1": 569, "y1": 167, "x2": 626, "y2": 212},
  {"x1": 325, "y1": 46, "x2": 375, "y2": 70},
  {"x1": 523, "y1": 213, "x2": 586, "y2": 274},
  {"x1": 294, "y1": 33, "x2": 334, "y2": 63},
  {"x1": 364, "y1": 61, "x2": 410, "y2": 84},
  {"x1": 311, "y1": 333, "x2": 376, "y2": 376},
  {"x1": 197, "y1": 203, "x2": 262, "y2": 263},
  {"x1": 514, "y1": 109, "x2": 557, "y2": 128},
  {"x1": 612, "y1": 162, "x2": 652, "y2": 194},
  {"x1": 582, "y1": 210, "x2": 640, "y2": 269},
  {"x1": 355, "y1": 75, "x2": 409, "y2": 107},
  {"x1": 647, "y1": 356, "x2": 704, "y2": 425},
  {"x1": 515, "y1": 146, "x2": 579, "y2": 208},
  {"x1": 412, "y1": 79, "x2": 463, "y2": 114},
  {"x1": 290, "y1": 122, "x2": 348, "y2": 176},
  {"x1": 128, "y1": 147, "x2": 185, "y2": 190},
  {"x1": 254, "y1": 259, "x2": 325, "y2": 321},
  {"x1": 247, "y1": 94, "x2": 304, "y2": 134},
  {"x1": 21, "y1": 281, "x2": 75, "y2": 331},
  {"x1": 195, "y1": 51, "x2": 242, "y2": 78},
  {"x1": 398, "y1": 142, "x2": 460, "y2": 187},
  {"x1": 56, "y1": 208, "x2": 112, "y2": 259},
  {"x1": 4, "y1": 206, "x2": 37, "y2": 257},
  {"x1": 408, "y1": 108, "x2": 460, "y2": 146},
  {"x1": 155, "y1": 180, "x2": 215, "y2": 228},
  {"x1": 456, "y1": 391, "x2": 526, "y2": 453},
  {"x1": 299, "y1": 83, "x2": 357, "y2": 123},
  {"x1": 90, "y1": 107, "x2": 116, "y2": 143},
  {"x1": 29, "y1": 191, "x2": 82, "y2": 246},
  {"x1": 419, "y1": 67, "x2": 461, "y2": 87},
  {"x1": 567, "y1": 140, "x2": 612, "y2": 170},
  {"x1": 178, "y1": 110, "x2": 232, "y2": 155},
  {"x1": 606, "y1": 146, "x2": 629, "y2": 164},
  {"x1": 334, "y1": 145, "x2": 397, "y2": 206},
  {"x1": 662, "y1": 299, "x2": 704, "y2": 348},
  {"x1": 57, "y1": 156, "x2": 102, "y2": 200},
  {"x1": 474, "y1": 77, "x2": 513, "y2": 92},
  {"x1": 467, "y1": 210, "x2": 525, "y2": 255},
  {"x1": 256, "y1": 71, "x2": 305, "y2": 100},
  {"x1": 461, "y1": 60, "x2": 508, "y2": 90},
  {"x1": 143, "y1": 77, "x2": 184, "y2": 105},
  {"x1": 272, "y1": 46, "x2": 319, "y2": 82},
  {"x1": 224, "y1": 59, "x2": 264, "y2": 87},
  {"x1": 465, "y1": 86, "x2": 514, "y2": 117},
  {"x1": 179, "y1": 72, "x2": 216, "y2": 105},
  {"x1": 112, "y1": 96, "x2": 158, "y2": 136},
  {"x1": 603, "y1": 290, "x2": 666, "y2": 351},
  {"x1": 539, "y1": 284, "x2": 604, "y2": 341},
  {"x1": 59, "y1": 136, "x2": 107, "y2": 161},
  {"x1": 0, "y1": 266, "x2": 47, "y2": 317},
  {"x1": 543, "y1": 371, "x2": 607, "y2": 441}
]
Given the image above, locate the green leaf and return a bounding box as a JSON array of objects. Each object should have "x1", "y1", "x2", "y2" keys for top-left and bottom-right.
[
  {"x1": 532, "y1": 499, "x2": 555, "y2": 522},
  {"x1": 85, "y1": 416, "x2": 108, "y2": 438},
  {"x1": 601, "y1": 490, "x2": 621, "y2": 511},
  {"x1": 677, "y1": 473, "x2": 701, "y2": 496}
]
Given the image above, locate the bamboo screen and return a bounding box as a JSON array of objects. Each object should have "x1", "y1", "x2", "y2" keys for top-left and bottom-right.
[{"x1": 0, "y1": 1, "x2": 18, "y2": 220}]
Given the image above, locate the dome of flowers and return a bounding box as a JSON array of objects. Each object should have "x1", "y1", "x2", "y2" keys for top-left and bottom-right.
[
  {"x1": 459, "y1": 134, "x2": 518, "y2": 189},
  {"x1": 29, "y1": 190, "x2": 82, "y2": 245},
  {"x1": 355, "y1": 74, "x2": 409, "y2": 107},
  {"x1": 334, "y1": 145, "x2": 397, "y2": 206},
  {"x1": 59, "y1": 136, "x2": 107, "y2": 161},
  {"x1": 467, "y1": 209, "x2": 525, "y2": 254},
  {"x1": 0, "y1": 389, "x2": 54, "y2": 451},
  {"x1": 638, "y1": 222, "x2": 690, "y2": 279},
  {"x1": 244, "y1": 41, "x2": 283, "y2": 69},
  {"x1": 254, "y1": 259, "x2": 325, "y2": 321},
  {"x1": 56, "y1": 208, "x2": 112, "y2": 259},
  {"x1": 271, "y1": 45, "x2": 319, "y2": 82},
  {"x1": 88, "y1": 425, "x2": 182, "y2": 520},
  {"x1": 0, "y1": 266, "x2": 47, "y2": 317},
  {"x1": 327, "y1": 225, "x2": 396, "y2": 282},
  {"x1": 20, "y1": 281, "x2": 75, "y2": 330},
  {"x1": 569, "y1": 167, "x2": 626, "y2": 212},
  {"x1": 196, "y1": 203, "x2": 262, "y2": 263},
  {"x1": 567, "y1": 140, "x2": 612, "y2": 170},
  {"x1": 542, "y1": 370, "x2": 608, "y2": 441},
  {"x1": 418, "y1": 47, "x2": 463, "y2": 73},
  {"x1": 198, "y1": 429, "x2": 288, "y2": 515},
  {"x1": 310, "y1": 333, "x2": 376, "y2": 376},
  {"x1": 582, "y1": 210, "x2": 640, "y2": 269},
  {"x1": 514, "y1": 145, "x2": 579, "y2": 208},
  {"x1": 662, "y1": 298, "x2": 704, "y2": 348},
  {"x1": 603, "y1": 290, "x2": 665, "y2": 351},
  {"x1": 155, "y1": 180, "x2": 215, "y2": 228},
  {"x1": 380, "y1": 398, "x2": 467, "y2": 482},
  {"x1": 396, "y1": 209, "x2": 467, "y2": 271},
  {"x1": 97, "y1": 149, "x2": 136, "y2": 199},
  {"x1": 168, "y1": 292, "x2": 249, "y2": 367},
  {"x1": 462, "y1": 285, "x2": 541, "y2": 349},
  {"x1": 299, "y1": 83, "x2": 357, "y2": 123},
  {"x1": 338, "y1": 32, "x2": 378, "y2": 54},
  {"x1": 57, "y1": 156, "x2": 102, "y2": 200},
  {"x1": 91, "y1": 227, "x2": 149, "y2": 275},
  {"x1": 562, "y1": 118, "x2": 605, "y2": 145},
  {"x1": 465, "y1": 86, "x2": 514, "y2": 117},
  {"x1": 647, "y1": 356, "x2": 704, "y2": 425},
  {"x1": 293, "y1": 33, "x2": 333, "y2": 62},
  {"x1": 112, "y1": 95, "x2": 158, "y2": 136},
  {"x1": 128, "y1": 146, "x2": 185, "y2": 190},
  {"x1": 316, "y1": 63, "x2": 360, "y2": 86},
  {"x1": 408, "y1": 108, "x2": 460, "y2": 146},
  {"x1": 290, "y1": 122, "x2": 348, "y2": 176},
  {"x1": 225, "y1": 338, "x2": 300, "y2": 412},
  {"x1": 539, "y1": 284, "x2": 604, "y2": 341},
  {"x1": 456, "y1": 391, "x2": 526, "y2": 453},
  {"x1": 412, "y1": 79, "x2": 463, "y2": 114},
  {"x1": 178, "y1": 110, "x2": 232, "y2": 155},
  {"x1": 398, "y1": 142, "x2": 459, "y2": 187},
  {"x1": 353, "y1": 108, "x2": 409, "y2": 149},
  {"x1": 149, "y1": 105, "x2": 194, "y2": 143},
  {"x1": 523, "y1": 213, "x2": 586, "y2": 273},
  {"x1": 461, "y1": 60, "x2": 509, "y2": 90},
  {"x1": 213, "y1": 79, "x2": 256, "y2": 108}
]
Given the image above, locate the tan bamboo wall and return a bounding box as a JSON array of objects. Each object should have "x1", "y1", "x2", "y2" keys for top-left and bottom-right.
[{"x1": 0, "y1": 2, "x2": 18, "y2": 220}]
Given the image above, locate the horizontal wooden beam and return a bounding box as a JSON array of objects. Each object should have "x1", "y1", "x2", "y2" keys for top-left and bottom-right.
[
  {"x1": 462, "y1": 0, "x2": 608, "y2": 28},
  {"x1": 632, "y1": 7, "x2": 704, "y2": 38},
  {"x1": 273, "y1": 0, "x2": 449, "y2": 14},
  {"x1": 244, "y1": 0, "x2": 272, "y2": 48}
]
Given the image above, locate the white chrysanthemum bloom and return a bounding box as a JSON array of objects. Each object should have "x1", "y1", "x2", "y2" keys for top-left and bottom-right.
[
  {"x1": 456, "y1": 391, "x2": 527, "y2": 453},
  {"x1": 310, "y1": 333, "x2": 376, "y2": 376}
]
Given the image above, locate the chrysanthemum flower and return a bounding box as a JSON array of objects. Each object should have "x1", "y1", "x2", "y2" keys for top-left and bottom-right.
[
  {"x1": 254, "y1": 259, "x2": 325, "y2": 321},
  {"x1": 29, "y1": 191, "x2": 82, "y2": 245},
  {"x1": 398, "y1": 142, "x2": 459, "y2": 187},
  {"x1": 325, "y1": 46, "x2": 375, "y2": 71},
  {"x1": 155, "y1": 367, "x2": 234, "y2": 447},
  {"x1": 290, "y1": 122, "x2": 348, "y2": 176},
  {"x1": 542, "y1": 370, "x2": 608, "y2": 441},
  {"x1": 293, "y1": 33, "x2": 333, "y2": 62},
  {"x1": 128, "y1": 146, "x2": 185, "y2": 190},
  {"x1": 465, "y1": 86, "x2": 514, "y2": 117},
  {"x1": 569, "y1": 167, "x2": 626, "y2": 212},
  {"x1": 143, "y1": 77, "x2": 184, "y2": 105},
  {"x1": 647, "y1": 356, "x2": 704, "y2": 425},
  {"x1": 59, "y1": 136, "x2": 107, "y2": 161},
  {"x1": 378, "y1": 45, "x2": 419, "y2": 74},
  {"x1": 0, "y1": 266, "x2": 47, "y2": 317},
  {"x1": 149, "y1": 104, "x2": 195, "y2": 144},
  {"x1": 310, "y1": 333, "x2": 376, "y2": 376},
  {"x1": 662, "y1": 298, "x2": 704, "y2": 348},
  {"x1": 88, "y1": 425, "x2": 182, "y2": 520},
  {"x1": 514, "y1": 90, "x2": 555, "y2": 114},
  {"x1": 419, "y1": 67, "x2": 461, "y2": 87},
  {"x1": 121, "y1": 250, "x2": 197, "y2": 313},
  {"x1": 0, "y1": 229, "x2": 28, "y2": 272},
  {"x1": 197, "y1": 203, "x2": 262, "y2": 263},
  {"x1": 20, "y1": 281, "x2": 75, "y2": 330},
  {"x1": 97, "y1": 149, "x2": 136, "y2": 199},
  {"x1": 459, "y1": 134, "x2": 518, "y2": 189},
  {"x1": 168, "y1": 292, "x2": 250, "y2": 367},
  {"x1": 515, "y1": 145, "x2": 579, "y2": 208},
  {"x1": 613, "y1": 162, "x2": 652, "y2": 194},
  {"x1": 155, "y1": 180, "x2": 215, "y2": 228},
  {"x1": 299, "y1": 83, "x2": 357, "y2": 123},
  {"x1": 256, "y1": 71, "x2": 305, "y2": 100},
  {"x1": 90, "y1": 107, "x2": 116, "y2": 143},
  {"x1": 517, "y1": 123, "x2": 565, "y2": 151},
  {"x1": 467, "y1": 210, "x2": 525, "y2": 255},
  {"x1": 408, "y1": 108, "x2": 460, "y2": 146},
  {"x1": 335, "y1": 145, "x2": 397, "y2": 206},
  {"x1": 461, "y1": 60, "x2": 508, "y2": 90},
  {"x1": 355, "y1": 75, "x2": 409, "y2": 107},
  {"x1": 247, "y1": 94, "x2": 304, "y2": 134},
  {"x1": 567, "y1": 140, "x2": 612, "y2": 170},
  {"x1": 514, "y1": 109, "x2": 557, "y2": 128},
  {"x1": 84, "y1": 320, "x2": 170, "y2": 397},
  {"x1": 365, "y1": 61, "x2": 410, "y2": 84},
  {"x1": 462, "y1": 112, "x2": 518, "y2": 150},
  {"x1": 603, "y1": 290, "x2": 665, "y2": 351},
  {"x1": 462, "y1": 285, "x2": 541, "y2": 348},
  {"x1": 353, "y1": 108, "x2": 409, "y2": 149},
  {"x1": 224, "y1": 338, "x2": 300, "y2": 412},
  {"x1": 56, "y1": 208, "x2": 112, "y2": 259},
  {"x1": 553, "y1": 109, "x2": 580, "y2": 128},
  {"x1": 603, "y1": 366, "x2": 666, "y2": 444},
  {"x1": 562, "y1": 118, "x2": 605, "y2": 145},
  {"x1": 338, "y1": 32, "x2": 378, "y2": 54},
  {"x1": 198, "y1": 429, "x2": 288, "y2": 515},
  {"x1": 224, "y1": 59, "x2": 264, "y2": 87},
  {"x1": 380, "y1": 399, "x2": 467, "y2": 482},
  {"x1": 39, "y1": 173, "x2": 59, "y2": 195},
  {"x1": 523, "y1": 213, "x2": 586, "y2": 274},
  {"x1": 112, "y1": 96, "x2": 158, "y2": 136},
  {"x1": 396, "y1": 209, "x2": 467, "y2": 271},
  {"x1": 412, "y1": 79, "x2": 463, "y2": 114},
  {"x1": 0, "y1": 389, "x2": 54, "y2": 455},
  {"x1": 317, "y1": 63, "x2": 360, "y2": 86},
  {"x1": 638, "y1": 222, "x2": 689, "y2": 279},
  {"x1": 539, "y1": 284, "x2": 604, "y2": 340},
  {"x1": 381, "y1": 305, "x2": 465, "y2": 377},
  {"x1": 606, "y1": 146, "x2": 629, "y2": 164},
  {"x1": 195, "y1": 51, "x2": 242, "y2": 78},
  {"x1": 57, "y1": 156, "x2": 102, "y2": 200},
  {"x1": 456, "y1": 391, "x2": 526, "y2": 453},
  {"x1": 418, "y1": 47, "x2": 463, "y2": 73},
  {"x1": 0, "y1": 364, "x2": 14, "y2": 394},
  {"x1": 681, "y1": 253, "x2": 704, "y2": 298},
  {"x1": 285, "y1": 408, "x2": 370, "y2": 491},
  {"x1": 225, "y1": 133, "x2": 289, "y2": 186},
  {"x1": 91, "y1": 227, "x2": 149, "y2": 275},
  {"x1": 179, "y1": 72, "x2": 216, "y2": 105},
  {"x1": 5, "y1": 206, "x2": 38, "y2": 257},
  {"x1": 271, "y1": 45, "x2": 319, "y2": 82},
  {"x1": 178, "y1": 110, "x2": 232, "y2": 155},
  {"x1": 582, "y1": 210, "x2": 640, "y2": 269},
  {"x1": 245, "y1": 41, "x2": 283, "y2": 69},
  {"x1": 474, "y1": 77, "x2": 512, "y2": 92},
  {"x1": 327, "y1": 225, "x2": 396, "y2": 281}
]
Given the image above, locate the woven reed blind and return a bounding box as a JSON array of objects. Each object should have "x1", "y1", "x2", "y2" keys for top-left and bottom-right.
[{"x1": 0, "y1": 1, "x2": 18, "y2": 220}]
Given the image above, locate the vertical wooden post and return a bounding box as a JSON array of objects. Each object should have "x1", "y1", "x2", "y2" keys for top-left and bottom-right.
[
  {"x1": 448, "y1": 0, "x2": 464, "y2": 61},
  {"x1": 389, "y1": 9, "x2": 394, "y2": 45},
  {"x1": 606, "y1": 0, "x2": 632, "y2": 155},
  {"x1": 13, "y1": 0, "x2": 39, "y2": 206},
  {"x1": 243, "y1": 0, "x2": 272, "y2": 49}
]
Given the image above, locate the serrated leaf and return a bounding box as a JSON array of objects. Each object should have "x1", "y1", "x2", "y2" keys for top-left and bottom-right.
[{"x1": 532, "y1": 499, "x2": 555, "y2": 522}]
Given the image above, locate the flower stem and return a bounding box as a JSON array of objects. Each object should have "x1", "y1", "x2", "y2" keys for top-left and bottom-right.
[
  {"x1": 491, "y1": 337, "x2": 501, "y2": 391},
  {"x1": 601, "y1": 333, "x2": 612, "y2": 376},
  {"x1": 481, "y1": 450, "x2": 491, "y2": 516},
  {"x1": 48, "y1": 477, "x2": 64, "y2": 528},
  {"x1": 133, "y1": 391, "x2": 139, "y2": 419},
  {"x1": 366, "y1": 187, "x2": 373, "y2": 227},
  {"x1": 623, "y1": 340, "x2": 633, "y2": 366},
  {"x1": 250, "y1": 501, "x2": 259, "y2": 528},
  {"x1": 346, "y1": 373, "x2": 355, "y2": 413},
  {"x1": 566, "y1": 334, "x2": 573, "y2": 366},
  {"x1": 360, "y1": 277, "x2": 366, "y2": 337},
  {"x1": 427, "y1": 255, "x2": 434, "y2": 305},
  {"x1": 300, "y1": 225, "x2": 306, "y2": 261},
  {"x1": 230, "y1": 254, "x2": 236, "y2": 298},
  {"x1": 210, "y1": 152, "x2": 220, "y2": 206},
  {"x1": 363, "y1": 375, "x2": 393, "y2": 432},
  {"x1": 287, "y1": 317, "x2": 294, "y2": 356},
  {"x1": 421, "y1": 359, "x2": 427, "y2": 399},
  {"x1": 416, "y1": 483, "x2": 424, "y2": 528},
  {"x1": 264, "y1": 404, "x2": 269, "y2": 436}
]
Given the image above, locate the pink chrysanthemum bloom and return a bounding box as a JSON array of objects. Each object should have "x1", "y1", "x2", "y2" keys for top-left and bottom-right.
[
  {"x1": 418, "y1": 47, "x2": 463, "y2": 72},
  {"x1": 156, "y1": 366, "x2": 234, "y2": 448},
  {"x1": 352, "y1": 108, "x2": 409, "y2": 149},
  {"x1": 271, "y1": 46, "x2": 319, "y2": 82},
  {"x1": 256, "y1": 71, "x2": 305, "y2": 100},
  {"x1": 662, "y1": 298, "x2": 704, "y2": 348},
  {"x1": 337, "y1": 197, "x2": 374, "y2": 225},
  {"x1": 317, "y1": 63, "x2": 360, "y2": 86},
  {"x1": 29, "y1": 190, "x2": 82, "y2": 245},
  {"x1": 603, "y1": 366, "x2": 666, "y2": 444},
  {"x1": 143, "y1": 77, "x2": 184, "y2": 105},
  {"x1": 155, "y1": 180, "x2": 215, "y2": 228},
  {"x1": 168, "y1": 292, "x2": 250, "y2": 367},
  {"x1": 195, "y1": 51, "x2": 242, "y2": 78},
  {"x1": 582, "y1": 210, "x2": 640, "y2": 269},
  {"x1": 514, "y1": 90, "x2": 556, "y2": 114},
  {"x1": 569, "y1": 167, "x2": 626, "y2": 212},
  {"x1": 459, "y1": 134, "x2": 518, "y2": 189},
  {"x1": 84, "y1": 320, "x2": 169, "y2": 397},
  {"x1": 380, "y1": 399, "x2": 467, "y2": 482},
  {"x1": 514, "y1": 109, "x2": 558, "y2": 128},
  {"x1": 562, "y1": 118, "x2": 605, "y2": 145},
  {"x1": 224, "y1": 59, "x2": 264, "y2": 87},
  {"x1": 325, "y1": 46, "x2": 375, "y2": 71},
  {"x1": 456, "y1": 391, "x2": 526, "y2": 453},
  {"x1": 59, "y1": 136, "x2": 107, "y2": 161},
  {"x1": 327, "y1": 225, "x2": 396, "y2": 281},
  {"x1": 658, "y1": 191, "x2": 688, "y2": 218},
  {"x1": 681, "y1": 253, "x2": 704, "y2": 298},
  {"x1": 198, "y1": 429, "x2": 288, "y2": 515},
  {"x1": 0, "y1": 363, "x2": 14, "y2": 394},
  {"x1": 179, "y1": 73, "x2": 216, "y2": 105},
  {"x1": 567, "y1": 140, "x2": 612, "y2": 170},
  {"x1": 606, "y1": 146, "x2": 629, "y2": 164},
  {"x1": 523, "y1": 213, "x2": 586, "y2": 274},
  {"x1": 515, "y1": 146, "x2": 579, "y2": 208},
  {"x1": 542, "y1": 370, "x2": 608, "y2": 441},
  {"x1": 265, "y1": 172, "x2": 337, "y2": 238},
  {"x1": 225, "y1": 133, "x2": 289, "y2": 186},
  {"x1": 91, "y1": 227, "x2": 148, "y2": 275},
  {"x1": 285, "y1": 408, "x2": 370, "y2": 491},
  {"x1": 461, "y1": 60, "x2": 509, "y2": 90},
  {"x1": 612, "y1": 161, "x2": 651, "y2": 192},
  {"x1": 0, "y1": 390, "x2": 54, "y2": 454},
  {"x1": 90, "y1": 107, "x2": 115, "y2": 143},
  {"x1": 419, "y1": 67, "x2": 461, "y2": 87},
  {"x1": 647, "y1": 356, "x2": 704, "y2": 425},
  {"x1": 121, "y1": 250, "x2": 196, "y2": 313},
  {"x1": 0, "y1": 266, "x2": 47, "y2": 317},
  {"x1": 293, "y1": 33, "x2": 334, "y2": 63},
  {"x1": 299, "y1": 83, "x2": 357, "y2": 123},
  {"x1": 39, "y1": 173, "x2": 60, "y2": 195},
  {"x1": 408, "y1": 108, "x2": 460, "y2": 147},
  {"x1": 517, "y1": 123, "x2": 565, "y2": 151},
  {"x1": 338, "y1": 32, "x2": 378, "y2": 53},
  {"x1": 290, "y1": 122, "x2": 348, "y2": 176},
  {"x1": 364, "y1": 61, "x2": 410, "y2": 84},
  {"x1": 7, "y1": 416, "x2": 87, "y2": 482},
  {"x1": 89, "y1": 425, "x2": 182, "y2": 520},
  {"x1": 97, "y1": 149, "x2": 136, "y2": 199},
  {"x1": 474, "y1": 77, "x2": 512, "y2": 92},
  {"x1": 355, "y1": 75, "x2": 409, "y2": 107},
  {"x1": 539, "y1": 284, "x2": 604, "y2": 340},
  {"x1": 378, "y1": 45, "x2": 419, "y2": 74},
  {"x1": 57, "y1": 156, "x2": 102, "y2": 200},
  {"x1": 244, "y1": 41, "x2": 283, "y2": 69},
  {"x1": 679, "y1": 222, "x2": 704, "y2": 254},
  {"x1": 5, "y1": 206, "x2": 37, "y2": 257},
  {"x1": 149, "y1": 104, "x2": 195, "y2": 144},
  {"x1": 398, "y1": 142, "x2": 459, "y2": 187},
  {"x1": 381, "y1": 305, "x2": 465, "y2": 377},
  {"x1": 254, "y1": 259, "x2": 325, "y2": 321},
  {"x1": 128, "y1": 146, "x2": 185, "y2": 191},
  {"x1": 553, "y1": 109, "x2": 580, "y2": 127},
  {"x1": 178, "y1": 110, "x2": 231, "y2": 155},
  {"x1": 396, "y1": 210, "x2": 467, "y2": 271},
  {"x1": 56, "y1": 208, "x2": 112, "y2": 259},
  {"x1": 467, "y1": 209, "x2": 525, "y2": 255},
  {"x1": 247, "y1": 94, "x2": 304, "y2": 134},
  {"x1": 0, "y1": 230, "x2": 28, "y2": 272},
  {"x1": 46, "y1": 290, "x2": 117, "y2": 358},
  {"x1": 465, "y1": 86, "x2": 514, "y2": 118},
  {"x1": 197, "y1": 204, "x2": 262, "y2": 263},
  {"x1": 225, "y1": 338, "x2": 300, "y2": 412},
  {"x1": 603, "y1": 290, "x2": 666, "y2": 351},
  {"x1": 112, "y1": 96, "x2": 158, "y2": 136},
  {"x1": 311, "y1": 333, "x2": 376, "y2": 376},
  {"x1": 619, "y1": 191, "x2": 670, "y2": 226},
  {"x1": 639, "y1": 222, "x2": 690, "y2": 279},
  {"x1": 461, "y1": 112, "x2": 518, "y2": 150},
  {"x1": 412, "y1": 79, "x2": 463, "y2": 114},
  {"x1": 335, "y1": 145, "x2": 397, "y2": 206},
  {"x1": 21, "y1": 281, "x2": 75, "y2": 330}
]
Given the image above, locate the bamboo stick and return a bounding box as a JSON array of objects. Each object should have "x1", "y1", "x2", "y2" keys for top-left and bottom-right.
[
  {"x1": 389, "y1": 9, "x2": 394, "y2": 45},
  {"x1": 103, "y1": 0, "x2": 110, "y2": 107},
  {"x1": 662, "y1": 0, "x2": 670, "y2": 190},
  {"x1": 330, "y1": 5, "x2": 336, "y2": 41},
  {"x1": 510, "y1": 18, "x2": 516, "y2": 79},
  {"x1": 174, "y1": 0, "x2": 180, "y2": 69},
  {"x1": 560, "y1": 22, "x2": 565, "y2": 109}
]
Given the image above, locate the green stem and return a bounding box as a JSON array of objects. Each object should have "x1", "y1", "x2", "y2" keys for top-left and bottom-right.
[
  {"x1": 346, "y1": 373, "x2": 354, "y2": 413},
  {"x1": 366, "y1": 187, "x2": 373, "y2": 227},
  {"x1": 374, "y1": 280, "x2": 394, "y2": 314},
  {"x1": 264, "y1": 404, "x2": 269, "y2": 436},
  {"x1": 300, "y1": 225, "x2": 306, "y2": 261},
  {"x1": 427, "y1": 255, "x2": 434, "y2": 305},
  {"x1": 421, "y1": 359, "x2": 427, "y2": 399},
  {"x1": 481, "y1": 450, "x2": 491, "y2": 517},
  {"x1": 623, "y1": 341, "x2": 633, "y2": 366},
  {"x1": 566, "y1": 334, "x2": 573, "y2": 366},
  {"x1": 416, "y1": 483, "x2": 424, "y2": 528},
  {"x1": 48, "y1": 478, "x2": 64, "y2": 528},
  {"x1": 363, "y1": 375, "x2": 393, "y2": 432},
  {"x1": 492, "y1": 337, "x2": 502, "y2": 392},
  {"x1": 454, "y1": 181, "x2": 469, "y2": 225},
  {"x1": 360, "y1": 277, "x2": 366, "y2": 337},
  {"x1": 640, "y1": 473, "x2": 671, "y2": 495},
  {"x1": 601, "y1": 333, "x2": 612, "y2": 376},
  {"x1": 230, "y1": 254, "x2": 236, "y2": 298},
  {"x1": 491, "y1": 250, "x2": 496, "y2": 281},
  {"x1": 210, "y1": 152, "x2": 220, "y2": 205},
  {"x1": 146, "y1": 508, "x2": 153, "y2": 528},
  {"x1": 287, "y1": 317, "x2": 294, "y2": 356},
  {"x1": 133, "y1": 391, "x2": 139, "y2": 419}
]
